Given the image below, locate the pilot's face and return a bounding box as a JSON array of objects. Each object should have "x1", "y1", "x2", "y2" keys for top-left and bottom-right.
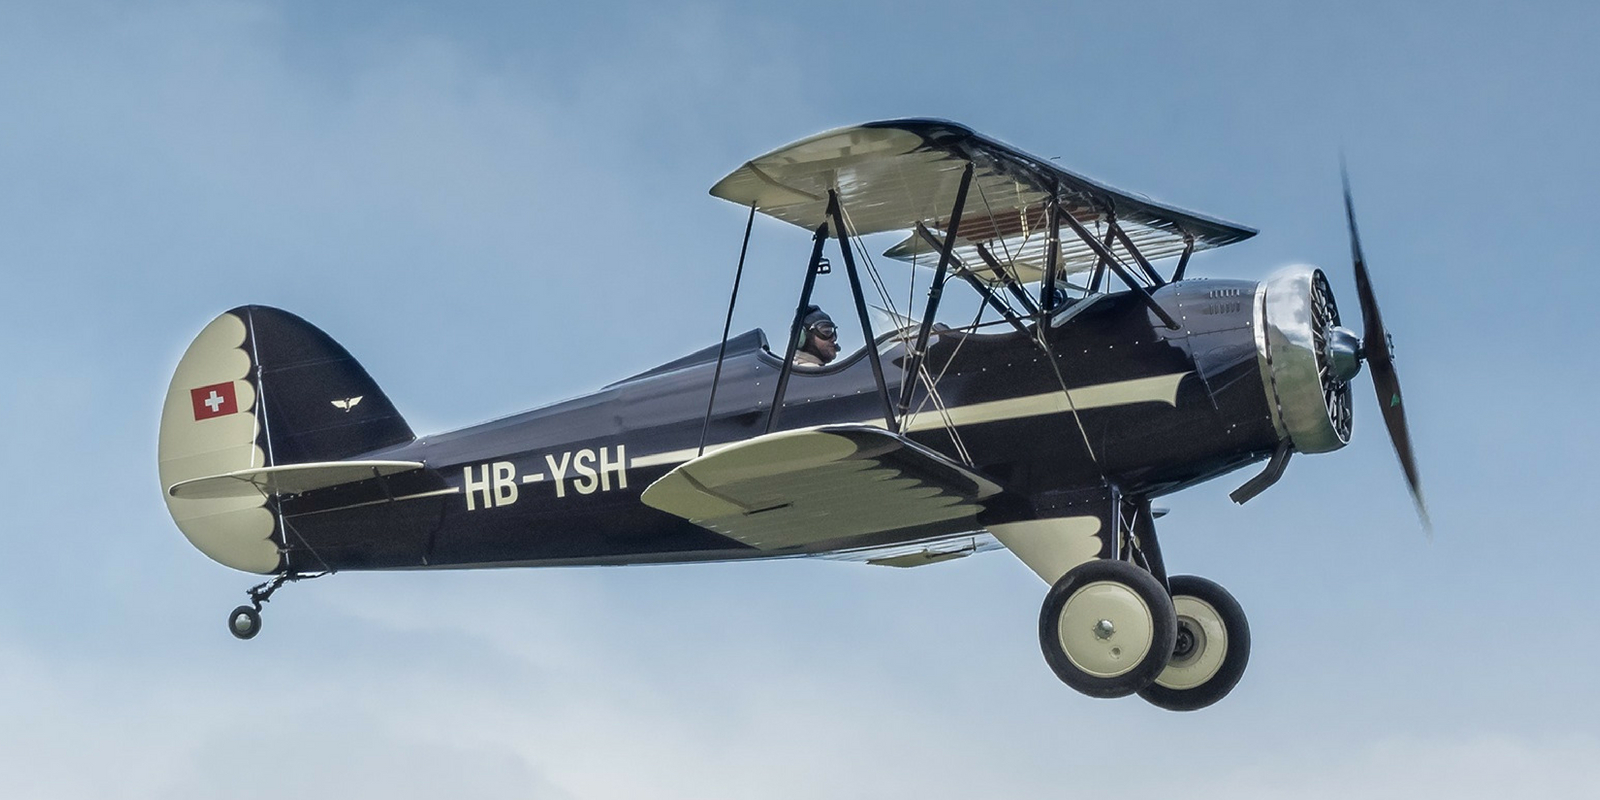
[
  {"x1": 809, "y1": 321, "x2": 840, "y2": 364},
  {"x1": 811, "y1": 333, "x2": 839, "y2": 363}
]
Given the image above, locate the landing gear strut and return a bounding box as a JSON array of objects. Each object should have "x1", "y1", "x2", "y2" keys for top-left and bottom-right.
[
  {"x1": 1026, "y1": 494, "x2": 1252, "y2": 708},
  {"x1": 226, "y1": 572, "x2": 323, "y2": 640}
]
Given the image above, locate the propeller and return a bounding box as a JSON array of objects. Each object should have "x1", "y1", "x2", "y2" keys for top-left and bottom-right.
[{"x1": 1342, "y1": 166, "x2": 1432, "y2": 533}]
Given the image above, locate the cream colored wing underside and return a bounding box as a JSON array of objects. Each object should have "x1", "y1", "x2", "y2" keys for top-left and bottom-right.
[
  {"x1": 640, "y1": 426, "x2": 1002, "y2": 551},
  {"x1": 710, "y1": 120, "x2": 1256, "y2": 275}
]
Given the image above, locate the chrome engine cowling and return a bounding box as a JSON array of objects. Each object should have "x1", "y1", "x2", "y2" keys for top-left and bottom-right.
[{"x1": 1254, "y1": 265, "x2": 1354, "y2": 454}]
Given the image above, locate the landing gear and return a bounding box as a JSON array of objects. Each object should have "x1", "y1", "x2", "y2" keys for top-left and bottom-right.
[
  {"x1": 1138, "y1": 575, "x2": 1251, "y2": 712},
  {"x1": 228, "y1": 606, "x2": 262, "y2": 639},
  {"x1": 225, "y1": 572, "x2": 323, "y2": 640},
  {"x1": 1038, "y1": 559, "x2": 1177, "y2": 698}
]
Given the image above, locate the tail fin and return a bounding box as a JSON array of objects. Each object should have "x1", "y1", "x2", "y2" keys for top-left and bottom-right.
[{"x1": 158, "y1": 306, "x2": 414, "y2": 572}]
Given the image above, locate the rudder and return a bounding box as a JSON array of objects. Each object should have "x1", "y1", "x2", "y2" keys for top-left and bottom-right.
[{"x1": 158, "y1": 306, "x2": 414, "y2": 573}]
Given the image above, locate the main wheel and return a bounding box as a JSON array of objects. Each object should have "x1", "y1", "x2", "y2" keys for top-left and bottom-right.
[
  {"x1": 1138, "y1": 575, "x2": 1250, "y2": 711},
  {"x1": 1039, "y1": 559, "x2": 1177, "y2": 698},
  {"x1": 228, "y1": 605, "x2": 262, "y2": 640}
]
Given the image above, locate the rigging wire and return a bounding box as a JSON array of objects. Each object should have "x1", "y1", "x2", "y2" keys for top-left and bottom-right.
[
  {"x1": 842, "y1": 205, "x2": 901, "y2": 321},
  {"x1": 975, "y1": 181, "x2": 1035, "y2": 310},
  {"x1": 902, "y1": 301, "x2": 986, "y2": 466},
  {"x1": 920, "y1": 360, "x2": 973, "y2": 465},
  {"x1": 838, "y1": 203, "x2": 977, "y2": 464},
  {"x1": 972, "y1": 179, "x2": 1105, "y2": 473},
  {"x1": 1038, "y1": 314, "x2": 1104, "y2": 473},
  {"x1": 836, "y1": 182, "x2": 1099, "y2": 474},
  {"x1": 254, "y1": 488, "x2": 335, "y2": 575},
  {"x1": 840, "y1": 204, "x2": 916, "y2": 402},
  {"x1": 904, "y1": 301, "x2": 983, "y2": 426}
]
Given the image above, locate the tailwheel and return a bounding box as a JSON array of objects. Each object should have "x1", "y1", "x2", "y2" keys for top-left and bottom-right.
[
  {"x1": 1039, "y1": 559, "x2": 1177, "y2": 698},
  {"x1": 223, "y1": 571, "x2": 324, "y2": 641},
  {"x1": 228, "y1": 605, "x2": 262, "y2": 640},
  {"x1": 1138, "y1": 575, "x2": 1250, "y2": 711}
]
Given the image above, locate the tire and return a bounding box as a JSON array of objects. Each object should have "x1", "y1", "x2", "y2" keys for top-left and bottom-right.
[
  {"x1": 1039, "y1": 559, "x2": 1177, "y2": 698},
  {"x1": 228, "y1": 606, "x2": 262, "y2": 640},
  {"x1": 1138, "y1": 575, "x2": 1250, "y2": 711}
]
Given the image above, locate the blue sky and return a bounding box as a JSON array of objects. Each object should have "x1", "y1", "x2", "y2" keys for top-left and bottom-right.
[{"x1": 3, "y1": 1, "x2": 1598, "y2": 797}]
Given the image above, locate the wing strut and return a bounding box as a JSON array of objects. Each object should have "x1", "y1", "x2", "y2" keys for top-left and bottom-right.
[
  {"x1": 913, "y1": 224, "x2": 1031, "y2": 337},
  {"x1": 1110, "y1": 220, "x2": 1167, "y2": 287},
  {"x1": 1087, "y1": 222, "x2": 1116, "y2": 294},
  {"x1": 698, "y1": 203, "x2": 757, "y2": 457},
  {"x1": 895, "y1": 162, "x2": 975, "y2": 427},
  {"x1": 1040, "y1": 189, "x2": 1062, "y2": 312},
  {"x1": 974, "y1": 241, "x2": 1043, "y2": 316},
  {"x1": 1057, "y1": 203, "x2": 1181, "y2": 330},
  {"x1": 768, "y1": 189, "x2": 919, "y2": 436},
  {"x1": 829, "y1": 191, "x2": 898, "y2": 431},
  {"x1": 1172, "y1": 233, "x2": 1196, "y2": 281}
]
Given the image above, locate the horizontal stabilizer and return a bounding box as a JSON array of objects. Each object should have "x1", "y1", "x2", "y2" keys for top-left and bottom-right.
[
  {"x1": 641, "y1": 425, "x2": 1001, "y2": 551},
  {"x1": 168, "y1": 460, "x2": 425, "y2": 500},
  {"x1": 158, "y1": 306, "x2": 416, "y2": 573}
]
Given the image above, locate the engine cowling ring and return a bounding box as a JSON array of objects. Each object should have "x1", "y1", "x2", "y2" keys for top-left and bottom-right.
[{"x1": 1253, "y1": 265, "x2": 1353, "y2": 454}]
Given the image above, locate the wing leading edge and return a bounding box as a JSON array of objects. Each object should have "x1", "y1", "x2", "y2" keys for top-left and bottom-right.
[
  {"x1": 710, "y1": 119, "x2": 1256, "y2": 277},
  {"x1": 640, "y1": 425, "x2": 1003, "y2": 552}
]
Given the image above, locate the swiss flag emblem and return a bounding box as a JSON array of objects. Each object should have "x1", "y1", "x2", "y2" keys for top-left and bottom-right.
[{"x1": 191, "y1": 382, "x2": 239, "y2": 420}]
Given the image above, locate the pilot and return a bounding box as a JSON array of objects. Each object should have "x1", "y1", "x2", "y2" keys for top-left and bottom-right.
[{"x1": 793, "y1": 305, "x2": 840, "y2": 367}]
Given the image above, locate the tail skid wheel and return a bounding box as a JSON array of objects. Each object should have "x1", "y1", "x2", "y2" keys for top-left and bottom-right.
[
  {"x1": 223, "y1": 572, "x2": 324, "y2": 640},
  {"x1": 1138, "y1": 575, "x2": 1250, "y2": 712},
  {"x1": 1039, "y1": 559, "x2": 1177, "y2": 698},
  {"x1": 228, "y1": 605, "x2": 262, "y2": 640}
]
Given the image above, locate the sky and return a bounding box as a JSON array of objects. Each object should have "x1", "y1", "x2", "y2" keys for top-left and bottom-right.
[{"x1": 2, "y1": 1, "x2": 1598, "y2": 797}]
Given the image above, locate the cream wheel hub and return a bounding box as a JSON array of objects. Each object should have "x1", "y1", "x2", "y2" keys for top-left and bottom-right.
[
  {"x1": 1057, "y1": 580, "x2": 1157, "y2": 678},
  {"x1": 1155, "y1": 596, "x2": 1229, "y2": 690}
]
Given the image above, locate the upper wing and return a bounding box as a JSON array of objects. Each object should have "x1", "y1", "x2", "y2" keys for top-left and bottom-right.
[
  {"x1": 640, "y1": 425, "x2": 1003, "y2": 551},
  {"x1": 710, "y1": 118, "x2": 1255, "y2": 276}
]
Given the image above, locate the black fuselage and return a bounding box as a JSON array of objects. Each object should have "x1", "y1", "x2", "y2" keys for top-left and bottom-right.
[{"x1": 275, "y1": 280, "x2": 1276, "y2": 573}]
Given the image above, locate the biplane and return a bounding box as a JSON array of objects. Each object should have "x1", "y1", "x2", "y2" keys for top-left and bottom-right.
[{"x1": 159, "y1": 119, "x2": 1425, "y2": 710}]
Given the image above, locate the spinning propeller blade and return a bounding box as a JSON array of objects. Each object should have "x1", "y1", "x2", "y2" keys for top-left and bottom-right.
[{"x1": 1342, "y1": 167, "x2": 1431, "y2": 533}]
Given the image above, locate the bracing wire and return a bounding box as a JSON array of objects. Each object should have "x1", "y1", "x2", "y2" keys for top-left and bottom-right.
[
  {"x1": 254, "y1": 488, "x2": 334, "y2": 575},
  {"x1": 843, "y1": 205, "x2": 901, "y2": 321},
  {"x1": 837, "y1": 203, "x2": 978, "y2": 464},
  {"x1": 902, "y1": 300, "x2": 987, "y2": 466},
  {"x1": 975, "y1": 181, "x2": 1036, "y2": 307},
  {"x1": 840, "y1": 205, "x2": 917, "y2": 403},
  {"x1": 971, "y1": 181, "x2": 1103, "y2": 472},
  {"x1": 919, "y1": 362, "x2": 973, "y2": 465},
  {"x1": 1039, "y1": 324, "x2": 1103, "y2": 472}
]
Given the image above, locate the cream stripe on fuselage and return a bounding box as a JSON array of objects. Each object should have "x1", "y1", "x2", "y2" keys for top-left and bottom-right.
[
  {"x1": 630, "y1": 371, "x2": 1189, "y2": 469},
  {"x1": 283, "y1": 373, "x2": 1189, "y2": 517}
]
